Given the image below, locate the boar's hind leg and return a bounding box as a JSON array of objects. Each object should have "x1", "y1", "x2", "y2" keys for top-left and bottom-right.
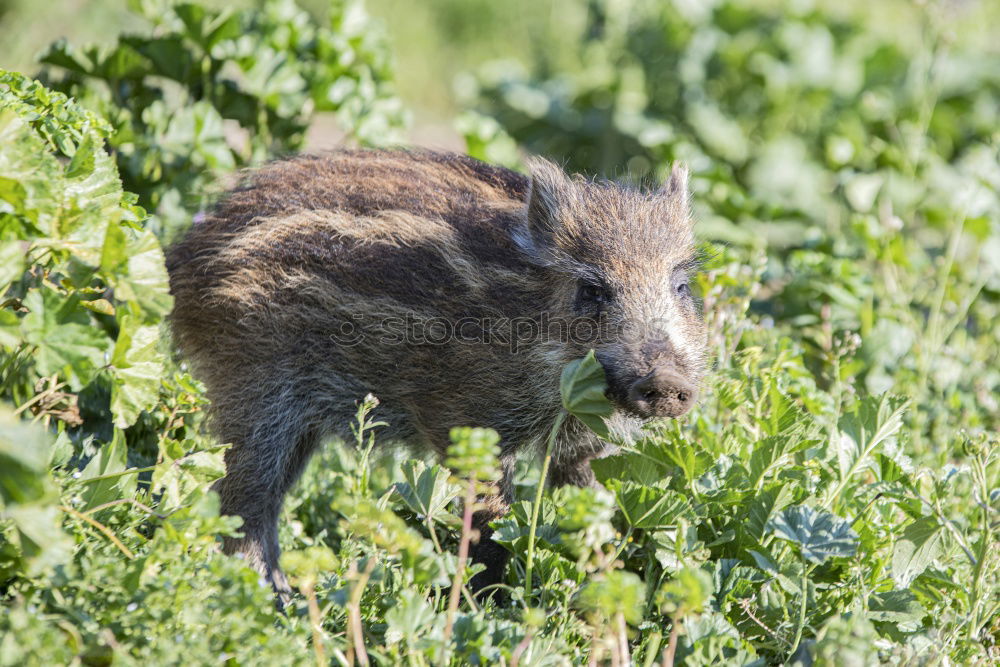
[{"x1": 212, "y1": 416, "x2": 322, "y2": 607}]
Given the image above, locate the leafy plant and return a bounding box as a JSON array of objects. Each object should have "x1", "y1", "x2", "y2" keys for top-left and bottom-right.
[
  {"x1": 0, "y1": 69, "x2": 170, "y2": 443},
  {"x1": 37, "y1": 0, "x2": 408, "y2": 244},
  {"x1": 2, "y1": 0, "x2": 999, "y2": 664},
  {"x1": 466, "y1": 0, "x2": 1000, "y2": 456}
]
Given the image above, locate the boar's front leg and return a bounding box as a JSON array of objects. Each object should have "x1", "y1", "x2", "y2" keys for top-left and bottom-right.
[
  {"x1": 548, "y1": 458, "x2": 599, "y2": 488},
  {"x1": 468, "y1": 453, "x2": 516, "y2": 599},
  {"x1": 548, "y1": 431, "x2": 612, "y2": 489}
]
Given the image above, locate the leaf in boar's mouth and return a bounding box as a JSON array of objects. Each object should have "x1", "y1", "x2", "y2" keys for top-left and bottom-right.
[{"x1": 560, "y1": 350, "x2": 614, "y2": 439}]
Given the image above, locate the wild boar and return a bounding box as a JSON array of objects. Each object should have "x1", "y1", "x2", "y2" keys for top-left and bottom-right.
[{"x1": 166, "y1": 149, "x2": 707, "y2": 601}]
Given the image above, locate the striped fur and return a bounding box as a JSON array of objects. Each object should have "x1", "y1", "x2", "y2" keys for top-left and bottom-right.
[{"x1": 166, "y1": 149, "x2": 707, "y2": 601}]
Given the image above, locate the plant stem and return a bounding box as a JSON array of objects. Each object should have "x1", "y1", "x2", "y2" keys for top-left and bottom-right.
[
  {"x1": 58, "y1": 505, "x2": 134, "y2": 559},
  {"x1": 662, "y1": 617, "x2": 680, "y2": 667},
  {"x1": 788, "y1": 569, "x2": 810, "y2": 658},
  {"x1": 444, "y1": 476, "x2": 477, "y2": 646},
  {"x1": 84, "y1": 498, "x2": 166, "y2": 518},
  {"x1": 303, "y1": 581, "x2": 326, "y2": 667},
  {"x1": 525, "y1": 410, "x2": 566, "y2": 600},
  {"x1": 509, "y1": 630, "x2": 534, "y2": 667},
  {"x1": 966, "y1": 453, "x2": 993, "y2": 642},
  {"x1": 640, "y1": 631, "x2": 661, "y2": 667},
  {"x1": 610, "y1": 526, "x2": 634, "y2": 564},
  {"x1": 77, "y1": 465, "x2": 157, "y2": 485},
  {"x1": 346, "y1": 558, "x2": 376, "y2": 667},
  {"x1": 615, "y1": 611, "x2": 629, "y2": 666}
]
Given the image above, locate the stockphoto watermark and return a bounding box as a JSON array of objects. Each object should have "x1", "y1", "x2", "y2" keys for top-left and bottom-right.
[{"x1": 329, "y1": 312, "x2": 678, "y2": 351}]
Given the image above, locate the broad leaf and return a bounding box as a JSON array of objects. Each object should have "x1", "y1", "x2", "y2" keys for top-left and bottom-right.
[
  {"x1": 0, "y1": 408, "x2": 71, "y2": 575},
  {"x1": 744, "y1": 483, "x2": 796, "y2": 543},
  {"x1": 834, "y1": 394, "x2": 907, "y2": 482},
  {"x1": 607, "y1": 480, "x2": 694, "y2": 530},
  {"x1": 393, "y1": 460, "x2": 462, "y2": 525},
  {"x1": 560, "y1": 350, "x2": 614, "y2": 438},
  {"x1": 590, "y1": 448, "x2": 671, "y2": 486},
  {"x1": 19, "y1": 290, "x2": 109, "y2": 390},
  {"x1": 891, "y1": 516, "x2": 944, "y2": 588},
  {"x1": 868, "y1": 589, "x2": 926, "y2": 629},
  {"x1": 78, "y1": 429, "x2": 135, "y2": 511},
  {"x1": 109, "y1": 313, "x2": 164, "y2": 428},
  {"x1": 767, "y1": 505, "x2": 858, "y2": 564},
  {"x1": 747, "y1": 435, "x2": 815, "y2": 490}
]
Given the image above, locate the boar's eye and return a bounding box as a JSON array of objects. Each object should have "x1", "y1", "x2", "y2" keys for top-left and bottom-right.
[
  {"x1": 577, "y1": 281, "x2": 610, "y2": 307},
  {"x1": 673, "y1": 272, "x2": 692, "y2": 298}
]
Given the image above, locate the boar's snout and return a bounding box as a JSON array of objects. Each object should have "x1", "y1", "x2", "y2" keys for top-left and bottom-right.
[{"x1": 625, "y1": 367, "x2": 697, "y2": 418}]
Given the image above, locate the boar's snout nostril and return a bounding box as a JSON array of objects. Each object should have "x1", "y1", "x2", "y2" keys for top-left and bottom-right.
[{"x1": 626, "y1": 369, "x2": 696, "y2": 418}]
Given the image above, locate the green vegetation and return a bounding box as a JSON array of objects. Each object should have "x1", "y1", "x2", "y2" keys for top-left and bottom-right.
[{"x1": 1, "y1": 0, "x2": 998, "y2": 664}]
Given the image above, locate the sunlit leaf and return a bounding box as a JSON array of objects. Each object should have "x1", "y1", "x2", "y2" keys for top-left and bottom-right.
[
  {"x1": 891, "y1": 516, "x2": 944, "y2": 588},
  {"x1": 767, "y1": 505, "x2": 858, "y2": 565},
  {"x1": 78, "y1": 428, "x2": 135, "y2": 511},
  {"x1": 607, "y1": 480, "x2": 694, "y2": 530},
  {"x1": 109, "y1": 313, "x2": 163, "y2": 428},
  {"x1": 560, "y1": 350, "x2": 614, "y2": 439},
  {"x1": 393, "y1": 460, "x2": 462, "y2": 525}
]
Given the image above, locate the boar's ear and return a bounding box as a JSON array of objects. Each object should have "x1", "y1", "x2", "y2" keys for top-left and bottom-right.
[
  {"x1": 658, "y1": 162, "x2": 689, "y2": 202},
  {"x1": 522, "y1": 157, "x2": 571, "y2": 246}
]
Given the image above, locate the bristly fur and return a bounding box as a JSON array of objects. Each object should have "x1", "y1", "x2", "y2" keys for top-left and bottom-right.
[{"x1": 166, "y1": 148, "x2": 707, "y2": 602}]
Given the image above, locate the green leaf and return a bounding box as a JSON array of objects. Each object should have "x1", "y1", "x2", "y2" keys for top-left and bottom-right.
[
  {"x1": 110, "y1": 229, "x2": 173, "y2": 322},
  {"x1": 867, "y1": 589, "x2": 926, "y2": 628},
  {"x1": 59, "y1": 134, "x2": 128, "y2": 265},
  {"x1": 393, "y1": 460, "x2": 462, "y2": 525},
  {"x1": 175, "y1": 449, "x2": 227, "y2": 481},
  {"x1": 891, "y1": 516, "x2": 944, "y2": 588},
  {"x1": 0, "y1": 407, "x2": 53, "y2": 504},
  {"x1": 590, "y1": 448, "x2": 671, "y2": 486},
  {"x1": 747, "y1": 435, "x2": 815, "y2": 490},
  {"x1": 0, "y1": 109, "x2": 61, "y2": 234},
  {"x1": 3, "y1": 505, "x2": 73, "y2": 576},
  {"x1": 767, "y1": 505, "x2": 858, "y2": 565},
  {"x1": 607, "y1": 480, "x2": 694, "y2": 530},
  {"x1": 94, "y1": 44, "x2": 151, "y2": 80},
  {"x1": 38, "y1": 39, "x2": 94, "y2": 75},
  {"x1": 174, "y1": 3, "x2": 241, "y2": 51},
  {"x1": 492, "y1": 519, "x2": 562, "y2": 554},
  {"x1": 560, "y1": 350, "x2": 614, "y2": 438},
  {"x1": 65, "y1": 133, "x2": 98, "y2": 180},
  {"x1": 835, "y1": 394, "x2": 907, "y2": 481},
  {"x1": 78, "y1": 429, "x2": 135, "y2": 511},
  {"x1": 0, "y1": 407, "x2": 71, "y2": 576},
  {"x1": 651, "y1": 428, "x2": 715, "y2": 484},
  {"x1": 446, "y1": 427, "x2": 500, "y2": 482},
  {"x1": 122, "y1": 35, "x2": 196, "y2": 84},
  {"x1": 109, "y1": 313, "x2": 164, "y2": 428},
  {"x1": 657, "y1": 566, "x2": 713, "y2": 617},
  {"x1": 0, "y1": 239, "x2": 27, "y2": 290},
  {"x1": 19, "y1": 289, "x2": 109, "y2": 390},
  {"x1": 577, "y1": 570, "x2": 646, "y2": 624},
  {"x1": 160, "y1": 102, "x2": 236, "y2": 171},
  {"x1": 826, "y1": 394, "x2": 908, "y2": 509},
  {"x1": 744, "y1": 483, "x2": 796, "y2": 543},
  {"x1": 152, "y1": 446, "x2": 228, "y2": 511},
  {"x1": 384, "y1": 589, "x2": 441, "y2": 644}
]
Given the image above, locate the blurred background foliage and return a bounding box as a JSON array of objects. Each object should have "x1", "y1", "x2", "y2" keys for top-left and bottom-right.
[{"x1": 1, "y1": 0, "x2": 998, "y2": 664}]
